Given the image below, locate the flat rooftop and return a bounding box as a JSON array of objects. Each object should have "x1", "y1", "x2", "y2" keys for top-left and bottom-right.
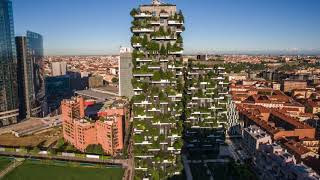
[{"x1": 75, "y1": 86, "x2": 119, "y2": 101}]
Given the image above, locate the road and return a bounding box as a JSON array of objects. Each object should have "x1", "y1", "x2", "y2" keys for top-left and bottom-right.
[
  {"x1": 226, "y1": 139, "x2": 242, "y2": 163},
  {"x1": 182, "y1": 155, "x2": 193, "y2": 180}
]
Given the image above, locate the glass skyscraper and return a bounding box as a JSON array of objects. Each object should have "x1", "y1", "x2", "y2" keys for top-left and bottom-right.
[
  {"x1": 0, "y1": 0, "x2": 19, "y2": 126},
  {"x1": 16, "y1": 31, "x2": 46, "y2": 119}
]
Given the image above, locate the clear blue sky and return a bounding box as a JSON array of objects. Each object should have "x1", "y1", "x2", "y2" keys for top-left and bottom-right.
[{"x1": 12, "y1": 0, "x2": 320, "y2": 55}]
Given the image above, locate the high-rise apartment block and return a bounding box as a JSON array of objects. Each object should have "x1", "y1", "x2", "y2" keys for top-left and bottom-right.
[
  {"x1": 130, "y1": 0, "x2": 185, "y2": 178},
  {"x1": 119, "y1": 47, "x2": 133, "y2": 98},
  {"x1": 0, "y1": 0, "x2": 19, "y2": 126},
  {"x1": 16, "y1": 31, "x2": 46, "y2": 119},
  {"x1": 184, "y1": 64, "x2": 230, "y2": 152},
  {"x1": 51, "y1": 61, "x2": 67, "y2": 76}
]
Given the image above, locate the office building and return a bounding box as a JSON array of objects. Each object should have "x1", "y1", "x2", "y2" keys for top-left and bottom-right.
[
  {"x1": 119, "y1": 47, "x2": 133, "y2": 98},
  {"x1": 51, "y1": 61, "x2": 67, "y2": 76},
  {"x1": 16, "y1": 31, "x2": 46, "y2": 119},
  {"x1": 0, "y1": 0, "x2": 19, "y2": 126}
]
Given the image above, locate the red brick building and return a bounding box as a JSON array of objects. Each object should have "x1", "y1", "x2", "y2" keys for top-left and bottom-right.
[
  {"x1": 61, "y1": 96, "x2": 127, "y2": 155},
  {"x1": 238, "y1": 105, "x2": 316, "y2": 140},
  {"x1": 283, "y1": 80, "x2": 307, "y2": 93}
]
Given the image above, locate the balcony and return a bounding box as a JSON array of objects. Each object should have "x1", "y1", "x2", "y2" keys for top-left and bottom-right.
[
  {"x1": 151, "y1": 79, "x2": 172, "y2": 84},
  {"x1": 136, "y1": 58, "x2": 152, "y2": 62},
  {"x1": 150, "y1": 21, "x2": 161, "y2": 25},
  {"x1": 132, "y1": 28, "x2": 154, "y2": 33},
  {"x1": 168, "y1": 65, "x2": 183, "y2": 69},
  {"x1": 176, "y1": 72, "x2": 183, "y2": 76},
  {"x1": 160, "y1": 13, "x2": 170, "y2": 18},
  {"x1": 132, "y1": 43, "x2": 142, "y2": 48},
  {"x1": 168, "y1": 20, "x2": 184, "y2": 25},
  {"x1": 134, "y1": 101, "x2": 151, "y2": 105},
  {"x1": 133, "y1": 73, "x2": 153, "y2": 77},
  {"x1": 134, "y1": 12, "x2": 152, "y2": 18},
  {"x1": 151, "y1": 36, "x2": 176, "y2": 40},
  {"x1": 135, "y1": 167, "x2": 148, "y2": 171},
  {"x1": 134, "y1": 141, "x2": 152, "y2": 145},
  {"x1": 169, "y1": 50, "x2": 183, "y2": 55},
  {"x1": 133, "y1": 87, "x2": 143, "y2": 91},
  {"x1": 176, "y1": 29, "x2": 183, "y2": 33},
  {"x1": 148, "y1": 66, "x2": 161, "y2": 70},
  {"x1": 134, "y1": 115, "x2": 153, "y2": 119}
]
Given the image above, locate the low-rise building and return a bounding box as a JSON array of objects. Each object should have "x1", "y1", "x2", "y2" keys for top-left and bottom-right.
[
  {"x1": 239, "y1": 105, "x2": 316, "y2": 140},
  {"x1": 283, "y1": 80, "x2": 307, "y2": 93},
  {"x1": 256, "y1": 143, "x2": 320, "y2": 180}
]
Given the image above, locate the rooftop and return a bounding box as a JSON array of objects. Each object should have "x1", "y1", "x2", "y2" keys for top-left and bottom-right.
[
  {"x1": 244, "y1": 125, "x2": 271, "y2": 140},
  {"x1": 75, "y1": 88, "x2": 118, "y2": 101}
]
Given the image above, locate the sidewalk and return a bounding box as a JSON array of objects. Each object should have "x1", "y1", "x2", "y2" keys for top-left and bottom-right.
[{"x1": 0, "y1": 159, "x2": 24, "y2": 179}]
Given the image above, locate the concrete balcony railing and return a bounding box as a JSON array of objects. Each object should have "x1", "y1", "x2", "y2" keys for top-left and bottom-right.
[
  {"x1": 160, "y1": 13, "x2": 170, "y2": 18},
  {"x1": 148, "y1": 66, "x2": 161, "y2": 70},
  {"x1": 132, "y1": 28, "x2": 154, "y2": 33},
  {"x1": 168, "y1": 65, "x2": 183, "y2": 69},
  {"x1": 150, "y1": 21, "x2": 161, "y2": 25},
  {"x1": 136, "y1": 58, "x2": 152, "y2": 62},
  {"x1": 132, "y1": 43, "x2": 142, "y2": 48},
  {"x1": 176, "y1": 29, "x2": 183, "y2": 33},
  {"x1": 134, "y1": 141, "x2": 152, "y2": 145},
  {"x1": 134, "y1": 12, "x2": 152, "y2": 18},
  {"x1": 134, "y1": 115, "x2": 153, "y2": 119},
  {"x1": 168, "y1": 20, "x2": 184, "y2": 25},
  {"x1": 133, "y1": 87, "x2": 143, "y2": 91},
  {"x1": 169, "y1": 50, "x2": 183, "y2": 55},
  {"x1": 151, "y1": 36, "x2": 176, "y2": 40},
  {"x1": 133, "y1": 73, "x2": 153, "y2": 77},
  {"x1": 151, "y1": 79, "x2": 172, "y2": 84},
  {"x1": 135, "y1": 167, "x2": 148, "y2": 171}
]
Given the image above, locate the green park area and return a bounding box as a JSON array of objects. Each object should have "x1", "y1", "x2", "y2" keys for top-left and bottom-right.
[
  {"x1": 2, "y1": 160, "x2": 124, "y2": 180},
  {"x1": 0, "y1": 157, "x2": 12, "y2": 170}
]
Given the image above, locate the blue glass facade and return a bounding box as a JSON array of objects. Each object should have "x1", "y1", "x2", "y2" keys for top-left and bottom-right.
[
  {"x1": 16, "y1": 31, "x2": 46, "y2": 119},
  {"x1": 0, "y1": 0, "x2": 19, "y2": 126},
  {"x1": 27, "y1": 31, "x2": 46, "y2": 117}
]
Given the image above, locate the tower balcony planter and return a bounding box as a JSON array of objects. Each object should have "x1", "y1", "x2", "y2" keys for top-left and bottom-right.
[
  {"x1": 169, "y1": 50, "x2": 183, "y2": 55},
  {"x1": 150, "y1": 21, "x2": 161, "y2": 25},
  {"x1": 168, "y1": 20, "x2": 184, "y2": 25},
  {"x1": 160, "y1": 13, "x2": 170, "y2": 18},
  {"x1": 134, "y1": 12, "x2": 152, "y2": 18},
  {"x1": 151, "y1": 36, "x2": 176, "y2": 40},
  {"x1": 132, "y1": 28, "x2": 154, "y2": 33},
  {"x1": 136, "y1": 58, "x2": 153, "y2": 62},
  {"x1": 133, "y1": 43, "x2": 142, "y2": 48},
  {"x1": 176, "y1": 29, "x2": 183, "y2": 33}
]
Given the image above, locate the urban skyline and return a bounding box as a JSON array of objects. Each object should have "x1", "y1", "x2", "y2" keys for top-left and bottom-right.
[
  {"x1": 11, "y1": 0, "x2": 320, "y2": 55},
  {"x1": 1, "y1": 0, "x2": 320, "y2": 180}
]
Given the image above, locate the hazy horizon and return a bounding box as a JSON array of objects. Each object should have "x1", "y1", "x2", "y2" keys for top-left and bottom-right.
[{"x1": 12, "y1": 0, "x2": 320, "y2": 56}]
